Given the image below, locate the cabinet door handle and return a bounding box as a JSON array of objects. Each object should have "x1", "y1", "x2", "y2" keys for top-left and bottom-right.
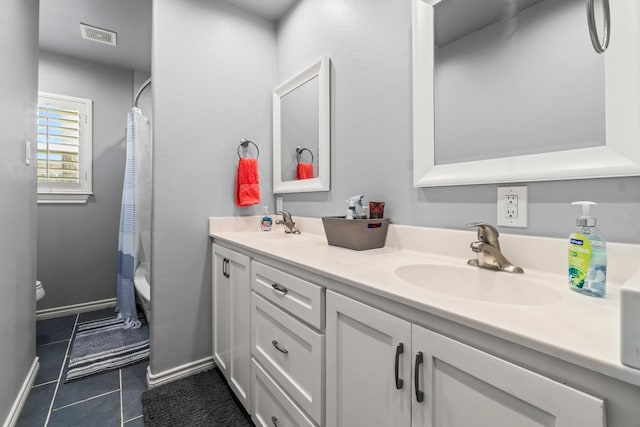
[
  {"x1": 221, "y1": 258, "x2": 228, "y2": 278},
  {"x1": 271, "y1": 415, "x2": 279, "y2": 427},
  {"x1": 272, "y1": 339, "x2": 289, "y2": 354},
  {"x1": 394, "y1": 342, "x2": 404, "y2": 389},
  {"x1": 224, "y1": 258, "x2": 230, "y2": 278},
  {"x1": 414, "y1": 351, "x2": 424, "y2": 402},
  {"x1": 272, "y1": 283, "x2": 288, "y2": 295}
]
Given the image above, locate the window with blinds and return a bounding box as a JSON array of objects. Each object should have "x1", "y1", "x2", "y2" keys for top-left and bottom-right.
[{"x1": 37, "y1": 93, "x2": 93, "y2": 203}]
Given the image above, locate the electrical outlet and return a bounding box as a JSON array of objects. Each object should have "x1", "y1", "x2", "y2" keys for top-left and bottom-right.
[
  {"x1": 497, "y1": 186, "x2": 527, "y2": 228},
  {"x1": 505, "y1": 195, "x2": 518, "y2": 219},
  {"x1": 276, "y1": 196, "x2": 283, "y2": 213}
]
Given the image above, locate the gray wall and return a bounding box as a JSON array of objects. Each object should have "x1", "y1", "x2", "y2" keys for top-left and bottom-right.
[
  {"x1": 151, "y1": 0, "x2": 276, "y2": 374},
  {"x1": 276, "y1": 0, "x2": 640, "y2": 244},
  {"x1": 147, "y1": 0, "x2": 639, "y2": 378},
  {"x1": 0, "y1": 0, "x2": 38, "y2": 422},
  {"x1": 37, "y1": 51, "x2": 133, "y2": 310}
]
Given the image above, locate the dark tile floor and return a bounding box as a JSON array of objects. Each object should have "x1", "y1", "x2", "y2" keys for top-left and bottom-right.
[{"x1": 18, "y1": 308, "x2": 148, "y2": 427}]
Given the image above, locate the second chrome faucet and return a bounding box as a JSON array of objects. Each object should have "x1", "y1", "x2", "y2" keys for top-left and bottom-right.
[
  {"x1": 276, "y1": 211, "x2": 301, "y2": 234},
  {"x1": 467, "y1": 222, "x2": 523, "y2": 274}
]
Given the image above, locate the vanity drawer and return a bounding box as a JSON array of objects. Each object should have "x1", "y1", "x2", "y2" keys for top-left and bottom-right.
[
  {"x1": 252, "y1": 261, "x2": 323, "y2": 329},
  {"x1": 252, "y1": 293, "x2": 324, "y2": 424},
  {"x1": 252, "y1": 359, "x2": 317, "y2": 427}
]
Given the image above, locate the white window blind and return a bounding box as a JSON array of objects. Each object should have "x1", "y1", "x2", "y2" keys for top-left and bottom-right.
[{"x1": 37, "y1": 93, "x2": 93, "y2": 203}]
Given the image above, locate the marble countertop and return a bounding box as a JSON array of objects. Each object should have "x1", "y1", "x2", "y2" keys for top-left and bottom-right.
[{"x1": 209, "y1": 216, "x2": 640, "y2": 388}]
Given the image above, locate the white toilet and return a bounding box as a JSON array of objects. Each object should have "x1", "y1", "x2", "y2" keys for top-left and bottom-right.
[{"x1": 36, "y1": 280, "x2": 45, "y2": 302}]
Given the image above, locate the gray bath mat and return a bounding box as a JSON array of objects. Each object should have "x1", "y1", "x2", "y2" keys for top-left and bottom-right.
[
  {"x1": 66, "y1": 315, "x2": 149, "y2": 382},
  {"x1": 142, "y1": 368, "x2": 252, "y2": 427}
]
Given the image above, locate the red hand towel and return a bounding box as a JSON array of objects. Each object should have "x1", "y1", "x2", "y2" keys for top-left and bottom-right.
[
  {"x1": 296, "y1": 163, "x2": 314, "y2": 180},
  {"x1": 235, "y1": 157, "x2": 260, "y2": 207}
]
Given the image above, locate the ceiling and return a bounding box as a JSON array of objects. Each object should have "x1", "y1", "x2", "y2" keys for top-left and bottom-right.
[
  {"x1": 39, "y1": 0, "x2": 153, "y2": 72},
  {"x1": 435, "y1": 0, "x2": 545, "y2": 47},
  {"x1": 39, "y1": 0, "x2": 298, "y2": 73},
  {"x1": 225, "y1": 0, "x2": 298, "y2": 21}
]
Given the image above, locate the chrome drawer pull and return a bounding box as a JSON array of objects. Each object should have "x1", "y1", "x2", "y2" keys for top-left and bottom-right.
[
  {"x1": 272, "y1": 283, "x2": 288, "y2": 295},
  {"x1": 272, "y1": 340, "x2": 289, "y2": 354},
  {"x1": 271, "y1": 415, "x2": 279, "y2": 427}
]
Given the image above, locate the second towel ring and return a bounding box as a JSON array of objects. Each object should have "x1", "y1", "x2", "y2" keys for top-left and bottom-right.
[
  {"x1": 296, "y1": 146, "x2": 314, "y2": 164},
  {"x1": 238, "y1": 138, "x2": 259, "y2": 159},
  {"x1": 586, "y1": 0, "x2": 610, "y2": 54}
]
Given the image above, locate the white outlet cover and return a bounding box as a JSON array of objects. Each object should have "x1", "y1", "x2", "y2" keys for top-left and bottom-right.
[{"x1": 497, "y1": 186, "x2": 528, "y2": 228}]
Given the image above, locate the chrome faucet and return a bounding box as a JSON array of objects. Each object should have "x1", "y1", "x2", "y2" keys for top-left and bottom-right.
[
  {"x1": 466, "y1": 223, "x2": 523, "y2": 273},
  {"x1": 276, "y1": 211, "x2": 301, "y2": 234}
]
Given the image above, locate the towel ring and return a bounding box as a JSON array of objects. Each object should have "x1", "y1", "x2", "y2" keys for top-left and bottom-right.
[
  {"x1": 296, "y1": 146, "x2": 314, "y2": 164},
  {"x1": 238, "y1": 138, "x2": 259, "y2": 159},
  {"x1": 587, "y1": 0, "x2": 610, "y2": 54}
]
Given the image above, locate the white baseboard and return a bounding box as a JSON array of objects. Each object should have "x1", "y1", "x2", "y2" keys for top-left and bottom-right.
[
  {"x1": 36, "y1": 298, "x2": 117, "y2": 321},
  {"x1": 3, "y1": 357, "x2": 39, "y2": 427},
  {"x1": 146, "y1": 356, "x2": 214, "y2": 388}
]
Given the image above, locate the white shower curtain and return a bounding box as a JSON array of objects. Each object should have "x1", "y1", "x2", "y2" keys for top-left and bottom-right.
[
  {"x1": 116, "y1": 108, "x2": 143, "y2": 329},
  {"x1": 135, "y1": 108, "x2": 152, "y2": 275}
]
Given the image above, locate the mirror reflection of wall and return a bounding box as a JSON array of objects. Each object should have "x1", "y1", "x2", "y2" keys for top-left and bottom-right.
[
  {"x1": 280, "y1": 76, "x2": 319, "y2": 181},
  {"x1": 273, "y1": 56, "x2": 330, "y2": 194},
  {"x1": 434, "y1": 0, "x2": 604, "y2": 165}
]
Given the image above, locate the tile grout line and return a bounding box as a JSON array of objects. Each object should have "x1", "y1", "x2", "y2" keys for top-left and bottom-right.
[
  {"x1": 119, "y1": 369, "x2": 124, "y2": 427},
  {"x1": 124, "y1": 414, "x2": 143, "y2": 424},
  {"x1": 38, "y1": 338, "x2": 72, "y2": 347},
  {"x1": 32, "y1": 379, "x2": 58, "y2": 389},
  {"x1": 43, "y1": 313, "x2": 79, "y2": 427},
  {"x1": 51, "y1": 389, "x2": 119, "y2": 412}
]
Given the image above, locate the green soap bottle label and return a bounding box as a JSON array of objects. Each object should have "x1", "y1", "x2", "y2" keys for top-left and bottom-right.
[{"x1": 568, "y1": 233, "x2": 592, "y2": 289}]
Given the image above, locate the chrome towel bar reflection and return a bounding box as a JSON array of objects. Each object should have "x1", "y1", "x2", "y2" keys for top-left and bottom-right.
[{"x1": 587, "y1": 0, "x2": 610, "y2": 54}]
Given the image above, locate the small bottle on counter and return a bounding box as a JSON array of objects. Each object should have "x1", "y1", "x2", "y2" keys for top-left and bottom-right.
[{"x1": 260, "y1": 206, "x2": 272, "y2": 231}]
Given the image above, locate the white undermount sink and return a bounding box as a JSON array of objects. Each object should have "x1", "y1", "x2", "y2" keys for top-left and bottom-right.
[{"x1": 394, "y1": 264, "x2": 562, "y2": 305}]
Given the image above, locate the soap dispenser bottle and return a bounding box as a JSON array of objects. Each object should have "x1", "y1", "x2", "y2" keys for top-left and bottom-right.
[
  {"x1": 260, "y1": 206, "x2": 272, "y2": 231},
  {"x1": 568, "y1": 201, "x2": 606, "y2": 297}
]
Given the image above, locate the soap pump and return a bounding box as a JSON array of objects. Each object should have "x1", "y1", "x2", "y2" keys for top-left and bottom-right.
[
  {"x1": 345, "y1": 195, "x2": 364, "y2": 220},
  {"x1": 260, "y1": 206, "x2": 273, "y2": 231},
  {"x1": 568, "y1": 201, "x2": 607, "y2": 297}
]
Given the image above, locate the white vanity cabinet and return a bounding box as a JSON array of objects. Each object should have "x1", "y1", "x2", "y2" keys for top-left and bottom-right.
[
  {"x1": 212, "y1": 243, "x2": 252, "y2": 412},
  {"x1": 326, "y1": 290, "x2": 605, "y2": 427},
  {"x1": 250, "y1": 261, "x2": 325, "y2": 427}
]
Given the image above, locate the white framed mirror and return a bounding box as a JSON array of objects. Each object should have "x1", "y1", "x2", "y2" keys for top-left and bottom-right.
[
  {"x1": 273, "y1": 57, "x2": 330, "y2": 193},
  {"x1": 412, "y1": 0, "x2": 640, "y2": 187}
]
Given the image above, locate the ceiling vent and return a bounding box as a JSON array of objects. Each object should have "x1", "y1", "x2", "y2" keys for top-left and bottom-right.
[{"x1": 80, "y1": 23, "x2": 117, "y2": 46}]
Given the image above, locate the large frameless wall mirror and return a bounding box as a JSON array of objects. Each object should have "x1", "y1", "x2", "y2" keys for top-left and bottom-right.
[
  {"x1": 412, "y1": 0, "x2": 640, "y2": 187},
  {"x1": 273, "y1": 57, "x2": 330, "y2": 193}
]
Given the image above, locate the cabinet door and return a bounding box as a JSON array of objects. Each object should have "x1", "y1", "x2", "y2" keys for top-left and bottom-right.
[
  {"x1": 411, "y1": 324, "x2": 605, "y2": 427},
  {"x1": 326, "y1": 291, "x2": 412, "y2": 427},
  {"x1": 212, "y1": 243, "x2": 251, "y2": 412},
  {"x1": 212, "y1": 246, "x2": 230, "y2": 373}
]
